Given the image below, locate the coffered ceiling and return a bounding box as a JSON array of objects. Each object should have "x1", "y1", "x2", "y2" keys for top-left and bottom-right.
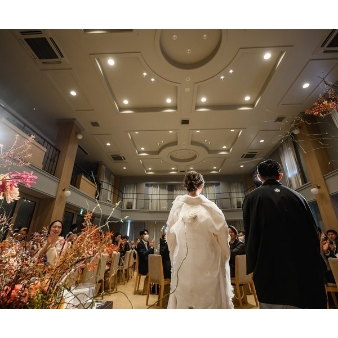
[{"x1": 0, "y1": 29, "x2": 338, "y2": 177}]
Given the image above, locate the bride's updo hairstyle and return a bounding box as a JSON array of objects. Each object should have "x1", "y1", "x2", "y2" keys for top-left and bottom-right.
[{"x1": 184, "y1": 171, "x2": 204, "y2": 192}]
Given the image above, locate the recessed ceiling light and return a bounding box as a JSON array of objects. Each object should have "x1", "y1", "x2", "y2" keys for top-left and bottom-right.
[
  {"x1": 123, "y1": 99, "x2": 129, "y2": 104},
  {"x1": 245, "y1": 96, "x2": 250, "y2": 101},
  {"x1": 220, "y1": 76, "x2": 225, "y2": 81},
  {"x1": 202, "y1": 34, "x2": 208, "y2": 39},
  {"x1": 185, "y1": 88, "x2": 190, "y2": 92},
  {"x1": 264, "y1": 53, "x2": 271, "y2": 60},
  {"x1": 151, "y1": 78, "x2": 155, "y2": 82},
  {"x1": 108, "y1": 58, "x2": 115, "y2": 65},
  {"x1": 190, "y1": 167, "x2": 193, "y2": 169},
  {"x1": 141, "y1": 147, "x2": 144, "y2": 150},
  {"x1": 149, "y1": 168, "x2": 151, "y2": 170},
  {"x1": 240, "y1": 165, "x2": 244, "y2": 168},
  {"x1": 229, "y1": 69, "x2": 234, "y2": 74},
  {"x1": 303, "y1": 83, "x2": 310, "y2": 88},
  {"x1": 106, "y1": 142, "x2": 111, "y2": 146},
  {"x1": 201, "y1": 97, "x2": 207, "y2": 102},
  {"x1": 172, "y1": 167, "x2": 175, "y2": 170},
  {"x1": 172, "y1": 35, "x2": 177, "y2": 40},
  {"x1": 166, "y1": 98, "x2": 172, "y2": 103},
  {"x1": 135, "y1": 131, "x2": 139, "y2": 134},
  {"x1": 213, "y1": 167, "x2": 216, "y2": 169},
  {"x1": 231, "y1": 129, "x2": 235, "y2": 132},
  {"x1": 123, "y1": 167, "x2": 126, "y2": 169},
  {"x1": 70, "y1": 91, "x2": 76, "y2": 96},
  {"x1": 196, "y1": 130, "x2": 200, "y2": 133},
  {"x1": 186, "y1": 49, "x2": 191, "y2": 54},
  {"x1": 186, "y1": 77, "x2": 191, "y2": 82},
  {"x1": 169, "y1": 131, "x2": 173, "y2": 133},
  {"x1": 222, "y1": 146, "x2": 226, "y2": 149},
  {"x1": 142, "y1": 72, "x2": 147, "y2": 77},
  {"x1": 260, "y1": 139, "x2": 264, "y2": 143}
]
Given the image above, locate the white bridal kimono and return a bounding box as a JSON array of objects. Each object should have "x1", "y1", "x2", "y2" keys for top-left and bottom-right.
[{"x1": 166, "y1": 194, "x2": 234, "y2": 309}]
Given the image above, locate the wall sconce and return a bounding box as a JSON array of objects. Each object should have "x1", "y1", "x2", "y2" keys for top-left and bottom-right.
[
  {"x1": 310, "y1": 185, "x2": 320, "y2": 195},
  {"x1": 291, "y1": 127, "x2": 300, "y2": 135},
  {"x1": 76, "y1": 133, "x2": 83, "y2": 140},
  {"x1": 63, "y1": 188, "x2": 71, "y2": 197}
]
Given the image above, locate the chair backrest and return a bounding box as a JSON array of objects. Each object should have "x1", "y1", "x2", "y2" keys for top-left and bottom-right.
[
  {"x1": 234, "y1": 254, "x2": 251, "y2": 284},
  {"x1": 123, "y1": 250, "x2": 131, "y2": 269},
  {"x1": 328, "y1": 258, "x2": 338, "y2": 284},
  {"x1": 148, "y1": 254, "x2": 163, "y2": 284},
  {"x1": 112, "y1": 251, "x2": 120, "y2": 276},
  {"x1": 97, "y1": 254, "x2": 109, "y2": 281},
  {"x1": 129, "y1": 249, "x2": 135, "y2": 268},
  {"x1": 80, "y1": 255, "x2": 100, "y2": 284}
]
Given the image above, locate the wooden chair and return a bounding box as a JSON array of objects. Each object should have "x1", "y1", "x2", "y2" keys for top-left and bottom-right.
[
  {"x1": 104, "y1": 251, "x2": 120, "y2": 292},
  {"x1": 117, "y1": 250, "x2": 131, "y2": 284},
  {"x1": 231, "y1": 254, "x2": 258, "y2": 309},
  {"x1": 128, "y1": 249, "x2": 136, "y2": 279},
  {"x1": 133, "y1": 250, "x2": 148, "y2": 295},
  {"x1": 79, "y1": 255, "x2": 100, "y2": 285},
  {"x1": 326, "y1": 257, "x2": 338, "y2": 309},
  {"x1": 146, "y1": 254, "x2": 171, "y2": 308},
  {"x1": 95, "y1": 253, "x2": 109, "y2": 297}
]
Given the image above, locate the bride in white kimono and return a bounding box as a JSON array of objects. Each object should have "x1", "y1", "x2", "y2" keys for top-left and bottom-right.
[{"x1": 166, "y1": 171, "x2": 234, "y2": 309}]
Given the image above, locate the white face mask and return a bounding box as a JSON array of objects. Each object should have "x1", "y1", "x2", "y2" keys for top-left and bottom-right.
[{"x1": 143, "y1": 234, "x2": 149, "y2": 241}]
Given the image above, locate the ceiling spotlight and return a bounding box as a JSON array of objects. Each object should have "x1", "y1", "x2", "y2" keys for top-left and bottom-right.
[
  {"x1": 151, "y1": 78, "x2": 155, "y2": 82},
  {"x1": 142, "y1": 72, "x2": 147, "y2": 77},
  {"x1": 141, "y1": 147, "x2": 144, "y2": 150},
  {"x1": 229, "y1": 69, "x2": 234, "y2": 74},
  {"x1": 264, "y1": 52, "x2": 271, "y2": 60},
  {"x1": 70, "y1": 91, "x2": 77, "y2": 96},
  {"x1": 108, "y1": 59, "x2": 115, "y2": 65},
  {"x1": 166, "y1": 98, "x2": 172, "y2": 103},
  {"x1": 260, "y1": 139, "x2": 264, "y2": 143},
  {"x1": 106, "y1": 142, "x2": 111, "y2": 146},
  {"x1": 63, "y1": 188, "x2": 71, "y2": 197},
  {"x1": 231, "y1": 129, "x2": 235, "y2": 132},
  {"x1": 222, "y1": 146, "x2": 226, "y2": 149},
  {"x1": 123, "y1": 167, "x2": 126, "y2": 170},
  {"x1": 169, "y1": 131, "x2": 173, "y2": 133},
  {"x1": 202, "y1": 34, "x2": 208, "y2": 39},
  {"x1": 240, "y1": 165, "x2": 244, "y2": 168},
  {"x1": 123, "y1": 99, "x2": 129, "y2": 104},
  {"x1": 201, "y1": 97, "x2": 207, "y2": 102},
  {"x1": 76, "y1": 133, "x2": 83, "y2": 140},
  {"x1": 186, "y1": 49, "x2": 191, "y2": 54},
  {"x1": 303, "y1": 83, "x2": 310, "y2": 89},
  {"x1": 245, "y1": 96, "x2": 250, "y2": 101},
  {"x1": 220, "y1": 76, "x2": 225, "y2": 81},
  {"x1": 172, "y1": 35, "x2": 177, "y2": 40},
  {"x1": 196, "y1": 130, "x2": 200, "y2": 133}
]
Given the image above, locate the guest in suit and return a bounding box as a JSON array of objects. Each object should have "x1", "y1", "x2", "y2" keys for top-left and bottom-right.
[
  {"x1": 136, "y1": 229, "x2": 154, "y2": 275},
  {"x1": 228, "y1": 225, "x2": 245, "y2": 278}
]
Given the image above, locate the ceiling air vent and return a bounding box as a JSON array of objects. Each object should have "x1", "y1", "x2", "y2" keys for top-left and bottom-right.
[
  {"x1": 320, "y1": 30, "x2": 338, "y2": 53},
  {"x1": 90, "y1": 121, "x2": 100, "y2": 127},
  {"x1": 241, "y1": 152, "x2": 258, "y2": 159},
  {"x1": 111, "y1": 155, "x2": 126, "y2": 161},
  {"x1": 20, "y1": 30, "x2": 43, "y2": 36},
  {"x1": 181, "y1": 119, "x2": 190, "y2": 125},
  {"x1": 274, "y1": 116, "x2": 286, "y2": 123},
  {"x1": 22, "y1": 37, "x2": 64, "y2": 60}
]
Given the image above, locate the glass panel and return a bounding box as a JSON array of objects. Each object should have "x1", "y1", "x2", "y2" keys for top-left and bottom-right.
[
  {"x1": 0, "y1": 200, "x2": 17, "y2": 241},
  {"x1": 14, "y1": 198, "x2": 36, "y2": 231},
  {"x1": 63, "y1": 211, "x2": 74, "y2": 237}
]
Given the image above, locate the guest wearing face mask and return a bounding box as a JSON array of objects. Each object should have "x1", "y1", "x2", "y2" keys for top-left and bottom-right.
[{"x1": 136, "y1": 229, "x2": 154, "y2": 275}]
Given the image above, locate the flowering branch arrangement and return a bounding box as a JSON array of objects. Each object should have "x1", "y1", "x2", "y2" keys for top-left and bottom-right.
[{"x1": 305, "y1": 87, "x2": 338, "y2": 118}]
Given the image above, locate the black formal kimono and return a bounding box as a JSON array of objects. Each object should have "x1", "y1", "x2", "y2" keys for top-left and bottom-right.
[{"x1": 242, "y1": 179, "x2": 327, "y2": 309}]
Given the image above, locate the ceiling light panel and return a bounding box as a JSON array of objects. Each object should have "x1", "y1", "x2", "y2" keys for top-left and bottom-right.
[
  {"x1": 42, "y1": 69, "x2": 94, "y2": 111},
  {"x1": 195, "y1": 48, "x2": 285, "y2": 110},
  {"x1": 247, "y1": 130, "x2": 278, "y2": 150},
  {"x1": 128, "y1": 130, "x2": 178, "y2": 155},
  {"x1": 190, "y1": 129, "x2": 242, "y2": 154},
  {"x1": 92, "y1": 53, "x2": 179, "y2": 113}
]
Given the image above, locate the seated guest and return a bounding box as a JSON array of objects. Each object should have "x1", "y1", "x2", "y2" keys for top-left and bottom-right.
[
  {"x1": 136, "y1": 229, "x2": 154, "y2": 275},
  {"x1": 228, "y1": 225, "x2": 245, "y2": 278},
  {"x1": 37, "y1": 220, "x2": 66, "y2": 266},
  {"x1": 327, "y1": 229, "x2": 338, "y2": 256},
  {"x1": 238, "y1": 230, "x2": 245, "y2": 243}
]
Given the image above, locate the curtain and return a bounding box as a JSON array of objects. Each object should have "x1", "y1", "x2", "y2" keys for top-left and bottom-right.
[
  {"x1": 229, "y1": 182, "x2": 245, "y2": 209},
  {"x1": 279, "y1": 136, "x2": 304, "y2": 190},
  {"x1": 148, "y1": 184, "x2": 168, "y2": 211},
  {"x1": 204, "y1": 183, "x2": 216, "y2": 203},
  {"x1": 145, "y1": 221, "x2": 166, "y2": 250},
  {"x1": 173, "y1": 184, "x2": 185, "y2": 197},
  {"x1": 123, "y1": 184, "x2": 137, "y2": 209}
]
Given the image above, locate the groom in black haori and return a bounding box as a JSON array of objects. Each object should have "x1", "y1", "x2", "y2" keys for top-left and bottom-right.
[{"x1": 243, "y1": 159, "x2": 327, "y2": 309}]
